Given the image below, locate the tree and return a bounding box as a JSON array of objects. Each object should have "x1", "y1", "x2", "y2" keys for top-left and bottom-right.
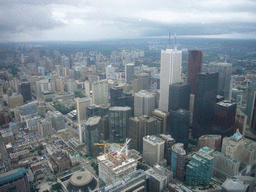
[
  {"x1": 51, "y1": 183, "x2": 62, "y2": 191},
  {"x1": 37, "y1": 150, "x2": 42, "y2": 156}
]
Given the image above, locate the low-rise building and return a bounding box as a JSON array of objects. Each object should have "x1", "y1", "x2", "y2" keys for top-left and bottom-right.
[
  {"x1": 65, "y1": 147, "x2": 80, "y2": 166},
  {"x1": 198, "y1": 134, "x2": 222, "y2": 151},
  {"x1": 49, "y1": 152, "x2": 71, "y2": 172},
  {"x1": 10, "y1": 150, "x2": 30, "y2": 163}
]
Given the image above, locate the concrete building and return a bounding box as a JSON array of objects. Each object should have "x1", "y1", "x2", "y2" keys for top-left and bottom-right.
[
  {"x1": 152, "y1": 109, "x2": 169, "y2": 134},
  {"x1": 222, "y1": 179, "x2": 248, "y2": 192},
  {"x1": 138, "y1": 72, "x2": 149, "y2": 90},
  {"x1": 106, "y1": 65, "x2": 115, "y2": 79},
  {"x1": 198, "y1": 135, "x2": 222, "y2": 151},
  {"x1": 1, "y1": 131, "x2": 14, "y2": 145},
  {"x1": 67, "y1": 79, "x2": 77, "y2": 92},
  {"x1": 134, "y1": 90, "x2": 155, "y2": 117},
  {"x1": 209, "y1": 62, "x2": 232, "y2": 100},
  {"x1": 10, "y1": 150, "x2": 30, "y2": 163},
  {"x1": 92, "y1": 80, "x2": 108, "y2": 105},
  {"x1": 129, "y1": 116, "x2": 160, "y2": 152},
  {"x1": 171, "y1": 143, "x2": 186, "y2": 181},
  {"x1": 97, "y1": 149, "x2": 137, "y2": 184},
  {"x1": 37, "y1": 119, "x2": 53, "y2": 137},
  {"x1": 159, "y1": 48, "x2": 182, "y2": 112},
  {"x1": 125, "y1": 63, "x2": 134, "y2": 84},
  {"x1": 234, "y1": 108, "x2": 247, "y2": 137},
  {"x1": 8, "y1": 93, "x2": 23, "y2": 108},
  {"x1": 213, "y1": 151, "x2": 240, "y2": 177},
  {"x1": 187, "y1": 50, "x2": 203, "y2": 94},
  {"x1": 145, "y1": 165, "x2": 173, "y2": 192},
  {"x1": 109, "y1": 106, "x2": 132, "y2": 143},
  {"x1": 143, "y1": 135, "x2": 166, "y2": 167},
  {"x1": 49, "y1": 152, "x2": 71, "y2": 172},
  {"x1": 65, "y1": 147, "x2": 80, "y2": 166},
  {"x1": 0, "y1": 168, "x2": 30, "y2": 192},
  {"x1": 46, "y1": 111, "x2": 65, "y2": 131},
  {"x1": 158, "y1": 134, "x2": 175, "y2": 165},
  {"x1": 186, "y1": 147, "x2": 214, "y2": 186}
]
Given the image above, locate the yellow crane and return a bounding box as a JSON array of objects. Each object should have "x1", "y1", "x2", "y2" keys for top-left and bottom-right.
[{"x1": 94, "y1": 141, "x2": 124, "y2": 154}]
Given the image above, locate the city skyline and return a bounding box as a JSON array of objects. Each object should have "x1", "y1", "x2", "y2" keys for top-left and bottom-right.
[{"x1": 1, "y1": 0, "x2": 256, "y2": 42}]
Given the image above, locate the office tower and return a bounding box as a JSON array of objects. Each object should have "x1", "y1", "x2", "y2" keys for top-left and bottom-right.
[
  {"x1": 92, "y1": 80, "x2": 108, "y2": 105},
  {"x1": 186, "y1": 147, "x2": 213, "y2": 186},
  {"x1": 37, "y1": 119, "x2": 53, "y2": 137},
  {"x1": 106, "y1": 65, "x2": 115, "y2": 79},
  {"x1": 187, "y1": 50, "x2": 203, "y2": 94},
  {"x1": 97, "y1": 148, "x2": 137, "y2": 185},
  {"x1": 110, "y1": 87, "x2": 123, "y2": 106},
  {"x1": 198, "y1": 135, "x2": 222, "y2": 151},
  {"x1": 143, "y1": 135, "x2": 166, "y2": 167},
  {"x1": 85, "y1": 116, "x2": 102, "y2": 157},
  {"x1": 134, "y1": 90, "x2": 155, "y2": 117},
  {"x1": 129, "y1": 116, "x2": 160, "y2": 152},
  {"x1": 18, "y1": 81, "x2": 32, "y2": 101},
  {"x1": 67, "y1": 79, "x2": 77, "y2": 92},
  {"x1": 158, "y1": 134, "x2": 175, "y2": 165},
  {"x1": 125, "y1": 63, "x2": 134, "y2": 84},
  {"x1": 193, "y1": 72, "x2": 219, "y2": 137},
  {"x1": 109, "y1": 106, "x2": 132, "y2": 143},
  {"x1": 101, "y1": 115, "x2": 109, "y2": 140},
  {"x1": 74, "y1": 70, "x2": 80, "y2": 80},
  {"x1": 45, "y1": 111, "x2": 65, "y2": 131},
  {"x1": 212, "y1": 101, "x2": 237, "y2": 137},
  {"x1": 38, "y1": 66, "x2": 45, "y2": 76},
  {"x1": 169, "y1": 109, "x2": 190, "y2": 149},
  {"x1": 97, "y1": 170, "x2": 147, "y2": 192},
  {"x1": 169, "y1": 82, "x2": 190, "y2": 111},
  {"x1": 0, "y1": 168, "x2": 30, "y2": 192},
  {"x1": 246, "y1": 77, "x2": 256, "y2": 132},
  {"x1": 138, "y1": 72, "x2": 149, "y2": 90},
  {"x1": 209, "y1": 62, "x2": 232, "y2": 100},
  {"x1": 55, "y1": 78, "x2": 64, "y2": 93},
  {"x1": 152, "y1": 109, "x2": 169, "y2": 134},
  {"x1": 86, "y1": 104, "x2": 100, "y2": 118},
  {"x1": 159, "y1": 48, "x2": 182, "y2": 112},
  {"x1": 145, "y1": 165, "x2": 173, "y2": 192},
  {"x1": 171, "y1": 143, "x2": 186, "y2": 181},
  {"x1": 113, "y1": 92, "x2": 134, "y2": 116},
  {"x1": 234, "y1": 108, "x2": 247, "y2": 137}
]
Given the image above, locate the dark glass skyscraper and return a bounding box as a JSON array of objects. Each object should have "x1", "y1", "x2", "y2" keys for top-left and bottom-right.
[
  {"x1": 169, "y1": 82, "x2": 190, "y2": 111},
  {"x1": 169, "y1": 109, "x2": 190, "y2": 149},
  {"x1": 187, "y1": 50, "x2": 203, "y2": 94},
  {"x1": 193, "y1": 72, "x2": 219, "y2": 137},
  {"x1": 110, "y1": 87, "x2": 123, "y2": 106},
  {"x1": 246, "y1": 77, "x2": 256, "y2": 133},
  {"x1": 18, "y1": 81, "x2": 32, "y2": 101},
  {"x1": 212, "y1": 101, "x2": 237, "y2": 137}
]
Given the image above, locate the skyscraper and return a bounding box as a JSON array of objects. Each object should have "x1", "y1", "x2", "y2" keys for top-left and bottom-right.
[
  {"x1": 169, "y1": 109, "x2": 190, "y2": 149},
  {"x1": 92, "y1": 80, "x2": 108, "y2": 105},
  {"x1": 18, "y1": 81, "x2": 32, "y2": 101},
  {"x1": 159, "y1": 49, "x2": 182, "y2": 112},
  {"x1": 209, "y1": 62, "x2": 232, "y2": 100},
  {"x1": 134, "y1": 90, "x2": 155, "y2": 117},
  {"x1": 193, "y1": 72, "x2": 219, "y2": 137},
  {"x1": 187, "y1": 50, "x2": 203, "y2": 94},
  {"x1": 110, "y1": 87, "x2": 123, "y2": 107},
  {"x1": 171, "y1": 143, "x2": 186, "y2": 181},
  {"x1": 125, "y1": 63, "x2": 134, "y2": 84},
  {"x1": 129, "y1": 116, "x2": 160, "y2": 152},
  {"x1": 246, "y1": 77, "x2": 256, "y2": 133},
  {"x1": 109, "y1": 106, "x2": 132, "y2": 143},
  {"x1": 169, "y1": 82, "x2": 190, "y2": 111}
]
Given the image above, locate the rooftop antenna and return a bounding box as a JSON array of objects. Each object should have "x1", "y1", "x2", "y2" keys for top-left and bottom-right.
[
  {"x1": 225, "y1": 52, "x2": 228, "y2": 63},
  {"x1": 168, "y1": 32, "x2": 171, "y2": 49},
  {"x1": 174, "y1": 33, "x2": 177, "y2": 49}
]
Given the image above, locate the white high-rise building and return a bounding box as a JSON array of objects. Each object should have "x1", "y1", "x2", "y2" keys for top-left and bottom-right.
[
  {"x1": 159, "y1": 49, "x2": 182, "y2": 111},
  {"x1": 134, "y1": 90, "x2": 155, "y2": 117},
  {"x1": 106, "y1": 65, "x2": 115, "y2": 79},
  {"x1": 92, "y1": 80, "x2": 108, "y2": 105}
]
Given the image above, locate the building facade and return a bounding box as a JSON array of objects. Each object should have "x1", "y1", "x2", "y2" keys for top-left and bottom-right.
[{"x1": 134, "y1": 90, "x2": 156, "y2": 117}]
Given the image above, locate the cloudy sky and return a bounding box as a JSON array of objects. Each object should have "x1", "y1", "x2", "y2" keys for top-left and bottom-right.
[{"x1": 1, "y1": 0, "x2": 255, "y2": 41}]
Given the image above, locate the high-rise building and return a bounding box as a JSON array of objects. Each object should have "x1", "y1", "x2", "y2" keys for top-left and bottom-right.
[
  {"x1": 234, "y1": 108, "x2": 247, "y2": 137},
  {"x1": 45, "y1": 111, "x2": 65, "y2": 131},
  {"x1": 158, "y1": 134, "x2": 175, "y2": 165},
  {"x1": 18, "y1": 81, "x2": 32, "y2": 101},
  {"x1": 8, "y1": 93, "x2": 23, "y2": 108},
  {"x1": 169, "y1": 82, "x2": 190, "y2": 111},
  {"x1": 134, "y1": 90, "x2": 155, "y2": 117},
  {"x1": 37, "y1": 119, "x2": 53, "y2": 137},
  {"x1": 85, "y1": 116, "x2": 102, "y2": 157},
  {"x1": 109, "y1": 106, "x2": 132, "y2": 143},
  {"x1": 193, "y1": 72, "x2": 219, "y2": 137},
  {"x1": 169, "y1": 109, "x2": 190, "y2": 149},
  {"x1": 38, "y1": 66, "x2": 45, "y2": 76},
  {"x1": 106, "y1": 65, "x2": 115, "y2": 79},
  {"x1": 0, "y1": 168, "x2": 30, "y2": 192},
  {"x1": 159, "y1": 48, "x2": 182, "y2": 112},
  {"x1": 209, "y1": 62, "x2": 232, "y2": 100},
  {"x1": 245, "y1": 77, "x2": 256, "y2": 133},
  {"x1": 186, "y1": 147, "x2": 213, "y2": 186},
  {"x1": 125, "y1": 63, "x2": 134, "y2": 84},
  {"x1": 212, "y1": 101, "x2": 237, "y2": 137},
  {"x1": 110, "y1": 87, "x2": 123, "y2": 107},
  {"x1": 143, "y1": 135, "x2": 166, "y2": 167},
  {"x1": 138, "y1": 72, "x2": 149, "y2": 90},
  {"x1": 171, "y1": 143, "x2": 186, "y2": 181},
  {"x1": 152, "y1": 109, "x2": 169, "y2": 134},
  {"x1": 92, "y1": 80, "x2": 108, "y2": 105},
  {"x1": 187, "y1": 50, "x2": 203, "y2": 94},
  {"x1": 129, "y1": 116, "x2": 160, "y2": 152},
  {"x1": 145, "y1": 165, "x2": 173, "y2": 192},
  {"x1": 198, "y1": 135, "x2": 222, "y2": 151},
  {"x1": 76, "y1": 97, "x2": 92, "y2": 122},
  {"x1": 67, "y1": 79, "x2": 77, "y2": 93}
]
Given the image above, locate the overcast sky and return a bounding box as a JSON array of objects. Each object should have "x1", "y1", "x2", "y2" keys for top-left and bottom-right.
[{"x1": 1, "y1": 0, "x2": 255, "y2": 42}]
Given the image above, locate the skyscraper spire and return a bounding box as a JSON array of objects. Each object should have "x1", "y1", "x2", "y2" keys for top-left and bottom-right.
[{"x1": 168, "y1": 32, "x2": 171, "y2": 49}]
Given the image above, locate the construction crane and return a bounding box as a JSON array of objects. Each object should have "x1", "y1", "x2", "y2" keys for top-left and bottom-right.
[{"x1": 94, "y1": 140, "x2": 125, "y2": 154}]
